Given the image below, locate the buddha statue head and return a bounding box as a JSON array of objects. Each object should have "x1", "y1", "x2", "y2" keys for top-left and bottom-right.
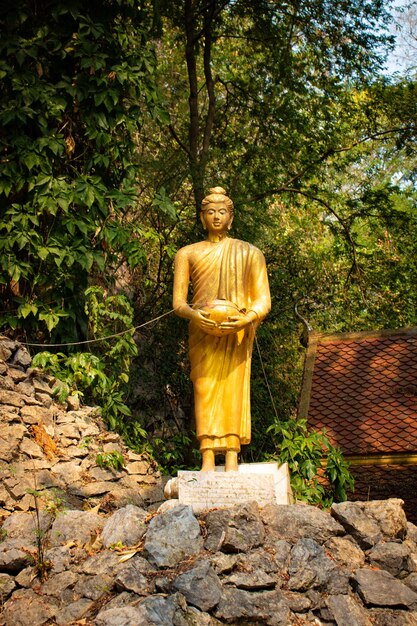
[{"x1": 200, "y1": 186, "x2": 234, "y2": 233}]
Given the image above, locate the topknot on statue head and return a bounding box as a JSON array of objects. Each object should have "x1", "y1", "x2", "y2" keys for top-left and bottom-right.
[{"x1": 201, "y1": 186, "x2": 234, "y2": 215}]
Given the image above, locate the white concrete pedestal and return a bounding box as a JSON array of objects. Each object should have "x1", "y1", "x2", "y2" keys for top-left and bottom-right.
[{"x1": 163, "y1": 462, "x2": 293, "y2": 514}]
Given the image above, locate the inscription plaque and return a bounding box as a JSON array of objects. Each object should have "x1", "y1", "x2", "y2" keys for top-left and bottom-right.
[{"x1": 171, "y1": 462, "x2": 292, "y2": 513}]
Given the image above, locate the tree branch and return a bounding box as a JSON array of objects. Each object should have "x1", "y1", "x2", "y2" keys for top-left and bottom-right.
[
  {"x1": 201, "y1": 1, "x2": 216, "y2": 158},
  {"x1": 246, "y1": 186, "x2": 359, "y2": 281},
  {"x1": 168, "y1": 124, "x2": 192, "y2": 158}
]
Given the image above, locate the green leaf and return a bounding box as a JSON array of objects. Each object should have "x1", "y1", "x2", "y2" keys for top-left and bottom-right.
[
  {"x1": 18, "y1": 302, "x2": 38, "y2": 319},
  {"x1": 38, "y1": 247, "x2": 50, "y2": 260},
  {"x1": 39, "y1": 312, "x2": 60, "y2": 332}
]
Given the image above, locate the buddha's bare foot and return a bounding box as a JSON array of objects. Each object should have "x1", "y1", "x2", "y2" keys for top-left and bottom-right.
[
  {"x1": 201, "y1": 450, "x2": 215, "y2": 472},
  {"x1": 225, "y1": 451, "x2": 238, "y2": 472}
]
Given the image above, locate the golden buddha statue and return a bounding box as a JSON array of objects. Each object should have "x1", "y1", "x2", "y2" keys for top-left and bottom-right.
[{"x1": 172, "y1": 187, "x2": 271, "y2": 472}]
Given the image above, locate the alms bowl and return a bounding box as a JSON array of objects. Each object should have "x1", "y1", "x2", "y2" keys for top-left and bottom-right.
[{"x1": 200, "y1": 299, "x2": 243, "y2": 336}]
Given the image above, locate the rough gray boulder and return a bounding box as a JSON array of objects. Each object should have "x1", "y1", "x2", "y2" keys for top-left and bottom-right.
[
  {"x1": 368, "y1": 541, "x2": 415, "y2": 579},
  {"x1": 262, "y1": 502, "x2": 345, "y2": 544},
  {"x1": 327, "y1": 594, "x2": 373, "y2": 626},
  {"x1": 101, "y1": 504, "x2": 148, "y2": 548},
  {"x1": 172, "y1": 561, "x2": 222, "y2": 611},
  {"x1": 331, "y1": 501, "x2": 382, "y2": 548},
  {"x1": 352, "y1": 568, "x2": 417, "y2": 608},
  {"x1": 214, "y1": 588, "x2": 291, "y2": 625},
  {"x1": 144, "y1": 504, "x2": 203, "y2": 567}
]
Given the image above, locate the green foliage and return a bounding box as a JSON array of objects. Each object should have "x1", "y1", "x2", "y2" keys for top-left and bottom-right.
[
  {"x1": 25, "y1": 488, "x2": 53, "y2": 581},
  {"x1": 267, "y1": 418, "x2": 355, "y2": 507},
  {"x1": 152, "y1": 433, "x2": 200, "y2": 475},
  {"x1": 32, "y1": 286, "x2": 144, "y2": 443},
  {"x1": 96, "y1": 451, "x2": 125, "y2": 471},
  {"x1": 0, "y1": 0, "x2": 159, "y2": 340},
  {"x1": 40, "y1": 489, "x2": 67, "y2": 518}
]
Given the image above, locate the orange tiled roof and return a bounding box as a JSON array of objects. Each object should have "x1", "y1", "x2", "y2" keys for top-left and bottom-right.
[{"x1": 299, "y1": 327, "x2": 417, "y2": 456}]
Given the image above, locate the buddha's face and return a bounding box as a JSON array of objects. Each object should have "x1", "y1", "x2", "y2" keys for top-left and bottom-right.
[{"x1": 201, "y1": 202, "x2": 233, "y2": 234}]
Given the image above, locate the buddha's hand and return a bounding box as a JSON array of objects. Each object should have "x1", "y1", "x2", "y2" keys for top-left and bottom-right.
[
  {"x1": 218, "y1": 313, "x2": 253, "y2": 334},
  {"x1": 193, "y1": 309, "x2": 218, "y2": 331}
]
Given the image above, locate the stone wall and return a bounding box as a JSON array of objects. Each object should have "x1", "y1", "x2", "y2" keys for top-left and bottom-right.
[
  {"x1": 1, "y1": 498, "x2": 417, "y2": 625},
  {"x1": 2, "y1": 337, "x2": 417, "y2": 625},
  {"x1": 0, "y1": 336, "x2": 164, "y2": 516}
]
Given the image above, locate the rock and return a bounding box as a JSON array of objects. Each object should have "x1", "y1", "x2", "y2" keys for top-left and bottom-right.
[
  {"x1": 352, "y1": 568, "x2": 417, "y2": 608},
  {"x1": 403, "y1": 573, "x2": 417, "y2": 592},
  {"x1": 331, "y1": 501, "x2": 381, "y2": 548},
  {"x1": 31, "y1": 377, "x2": 53, "y2": 395},
  {"x1": 0, "y1": 339, "x2": 15, "y2": 361},
  {"x1": 0, "y1": 572, "x2": 16, "y2": 599},
  {"x1": 172, "y1": 561, "x2": 223, "y2": 611},
  {"x1": 282, "y1": 590, "x2": 311, "y2": 613},
  {"x1": 368, "y1": 541, "x2": 415, "y2": 578},
  {"x1": 12, "y1": 347, "x2": 32, "y2": 368},
  {"x1": 226, "y1": 568, "x2": 277, "y2": 590},
  {"x1": 2, "y1": 510, "x2": 52, "y2": 539},
  {"x1": 324, "y1": 536, "x2": 365, "y2": 570},
  {"x1": 407, "y1": 523, "x2": 417, "y2": 543},
  {"x1": 80, "y1": 550, "x2": 124, "y2": 576},
  {"x1": 8, "y1": 367, "x2": 28, "y2": 382},
  {"x1": 0, "y1": 389, "x2": 23, "y2": 407},
  {"x1": 134, "y1": 593, "x2": 180, "y2": 626},
  {"x1": 0, "y1": 407, "x2": 19, "y2": 422},
  {"x1": 41, "y1": 570, "x2": 78, "y2": 596},
  {"x1": 63, "y1": 444, "x2": 89, "y2": 458},
  {"x1": 3, "y1": 474, "x2": 35, "y2": 501},
  {"x1": 204, "y1": 508, "x2": 231, "y2": 552},
  {"x1": 144, "y1": 505, "x2": 203, "y2": 567},
  {"x1": 105, "y1": 485, "x2": 147, "y2": 510},
  {"x1": 35, "y1": 392, "x2": 53, "y2": 408},
  {"x1": 114, "y1": 556, "x2": 154, "y2": 595},
  {"x1": 19, "y1": 437, "x2": 44, "y2": 458},
  {"x1": 209, "y1": 552, "x2": 238, "y2": 574},
  {"x1": 71, "y1": 480, "x2": 117, "y2": 497},
  {"x1": 50, "y1": 460, "x2": 83, "y2": 485},
  {"x1": 73, "y1": 572, "x2": 114, "y2": 600},
  {"x1": 262, "y1": 503, "x2": 344, "y2": 545},
  {"x1": 49, "y1": 510, "x2": 104, "y2": 547},
  {"x1": 14, "y1": 566, "x2": 36, "y2": 588},
  {"x1": 94, "y1": 606, "x2": 145, "y2": 625},
  {"x1": 126, "y1": 460, "x2": 150, "y2": 475},
  {"x1": 327, "y1": 594, "x2": 373, "y2": 626},
  {"x1": 101, "y1": 504, "x2": 148, "y2": 548},
  {"x1": 56, "y1": 422, "x2": 80, "y2": 438},
  {"x1": 288, "y1": 537, "x2": 348, "y2": 593},
  {"x1": 55, "y1": 598, "x2": 96, "y2": 626},
  {"x1": 237, "y1": 546, "x2": 282, "y2": 574},
  {"x1": 0, "y1": 540, "x2": 29, "y2": 572},
  {"x1": 71, "y1": 480, "x2": 119, "y2": 497},
  {"x1": 1, "y1": 588, "x2": 57, "y2": 626},
  {"x1": 368, "y1": 608, "x2": 417, "y2": 625},
  {"x1": 273, "y1": 539, "x2": 292, "y2": 569},
  {"x1": 66, "y1": 394, "x2": 80, "y2": 411},
  {"x1": 214, "y1": 588, "x2": 291, "y2": 625},
  {"x1": 20, "y1": 405, "x2": 54, "y2": 425},
  {"x1": 221, "y1": 501, "x2": 265, "y2": 553},
  {"x1": 174, "y1": 605, "x2": 223, "y2": 626},
  {"x1": 362, "y1": 499, "x2": 408, "y2": 540},
  {"x1": 0, "y1": 375, "x2": 15, "y2": 391},
  {"x1": 90, "y1": 466, "x2": 122, "y2": 481},
  {"x1": 15, "y1": 382, "x2": 34, "y2": 397},
  {"x1": 44, "y1": 546, "x2": 74, "y2": 575}
]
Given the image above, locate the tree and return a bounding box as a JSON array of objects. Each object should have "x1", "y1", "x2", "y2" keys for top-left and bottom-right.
[{"x1": 0, "y1": 0, "x2": 162, "y2": 340}]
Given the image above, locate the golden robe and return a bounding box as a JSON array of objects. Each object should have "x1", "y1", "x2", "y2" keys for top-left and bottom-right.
[{"x1": 189, "y1": 237, "x2": 271, "y2": 452}]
